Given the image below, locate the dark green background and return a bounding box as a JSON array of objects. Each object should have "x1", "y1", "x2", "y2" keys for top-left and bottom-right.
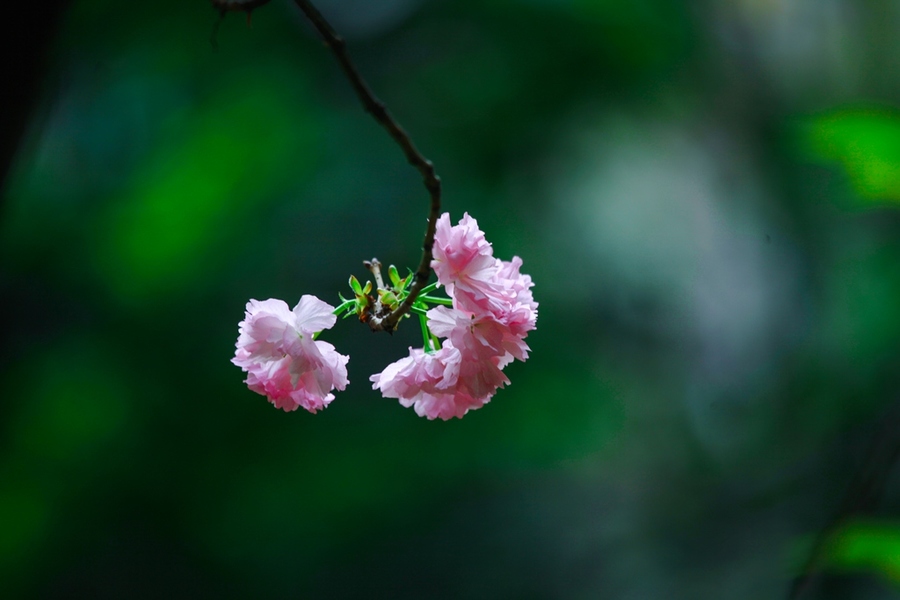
[{"x1": 3, "y1": 0, "x2": 900, "y2": 598}]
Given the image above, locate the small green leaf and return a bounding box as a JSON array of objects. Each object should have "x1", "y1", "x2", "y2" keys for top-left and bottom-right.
[
  {"x1": 349, "y1": 275, "x2": 362, "y2": 295},
  {"x1": 388, "y1": 264, "x2": 401, "y2": 287},
  {"x1": 379, "y1": 289, "x2": 399, "y2": 310}
]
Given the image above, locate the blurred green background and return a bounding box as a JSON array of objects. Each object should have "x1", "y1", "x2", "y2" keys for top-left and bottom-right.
[{"x1": 2, "y1": 0, "x2": 900, "y2": 598}]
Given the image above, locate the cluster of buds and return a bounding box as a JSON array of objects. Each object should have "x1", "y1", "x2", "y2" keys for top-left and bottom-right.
[
  {"x1": 232, "y1": 212, "x2": 537, "y2": 420},
  {"x1": 347, "y1": 260, "x2": 408, "y2": 326}
]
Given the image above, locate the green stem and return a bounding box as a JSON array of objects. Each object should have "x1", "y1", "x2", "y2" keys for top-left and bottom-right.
[
  {"x1": 409, "y1": 305, "x2": 429, "y2": 317},
  {"x1": 333, "y1": 299, "x2": 356, "y2": 315},
  {"x1": 418, "y1": 282, "x2": 440, "y2": 295},
  {"x1": 420, "y1": 295, "x2": 452, "y2": 306},
  {"x1": 315, "y1": 299, "x2": 357, "y2": 340},
  {"x1": 419, "y1": 313, "x2": 432, "y2": 352}
]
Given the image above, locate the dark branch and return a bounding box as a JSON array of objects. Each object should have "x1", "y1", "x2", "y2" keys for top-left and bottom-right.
[
  {"x1": 212, "y1": 0, "x2": 442, "y2": 332},
  {"x1": 291, "y1": 0, "x2": 442, "y2": 333},
  {"x1": 211, "y1": 0, "x2": 273, "y2": 15}
]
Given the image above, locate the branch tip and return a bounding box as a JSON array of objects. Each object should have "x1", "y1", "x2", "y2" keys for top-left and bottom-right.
[{"x1": 290, "y1": 0, "x2": 441, "y2": 334}]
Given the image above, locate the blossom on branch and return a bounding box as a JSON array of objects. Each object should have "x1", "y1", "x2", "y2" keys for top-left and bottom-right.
[
  {"x1": 372, "y1": 212, "x2": 538, "y2": 420},
  {"x1": 370, "y1": 341, "x2": 508, "y2": 420},
  {"x1": 224, "y1": 2, "x2": 535, "y2": 422},
  {"x1": 427, "y1": 305, "x2": 531, "y2": 364},
  {"x1": 232, "y1": 295, "x2": 349, "y2": 413},
  {"x1": 431, "y1": 213, "x2": 513, "y2": 316}
]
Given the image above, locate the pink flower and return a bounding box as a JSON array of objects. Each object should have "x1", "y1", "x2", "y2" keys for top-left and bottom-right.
[
  {"x1": 370, "y1": 341, "x2": 509, "y2": 420},
  {"x1": 431, "y1": 213, "x2": 495, "y2": 287},
  {"x1": 373, "y1": 211, "x2": 537, "y2": 420},
  {"x1": 426, "y1": 305, "x2": 531, "y2": 363},
  {"x1": 431, "y1": 213, "x2": 514, "y2": 316},
  {"x1": 233, "y1": 295, "x2": 349, "y2": 413},
  {"x1": 431, "y1": 213, "x2": 541, "y2": 323},
  {"x1": 497, "y1": 256, "x2": 538, "y2": 314},
  {"x1": 429, "y1": 214, "x2": 537, "y2": 350}
]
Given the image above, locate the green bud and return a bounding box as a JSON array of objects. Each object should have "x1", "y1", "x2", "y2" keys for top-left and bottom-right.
[
  {"x1": 388, "y1": 264, "x2": 402, "y2": 288},
  {"x1": 349, "y1": 275, "x2": 363, "y2": 295},
  {"x1": 379, "y1": 289, "x2": 399, "y2": 310}
]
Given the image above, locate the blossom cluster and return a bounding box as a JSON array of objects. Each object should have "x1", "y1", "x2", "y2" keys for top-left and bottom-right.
[
  {"x1": 233, "y1": 212, "x2": 536, "y2": 420},
  {"x1": 232, "y1": 295, "x2": 349, "y2": 413},
  {"x1": 371, "y1": 213, "x2": 538, "y2": 420}
]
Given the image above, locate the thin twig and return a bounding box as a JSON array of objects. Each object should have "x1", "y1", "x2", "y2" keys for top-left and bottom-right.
[
  {"x1": 210, "y1": 0, "x2": 273, "y2": 44},
  {"x1": 213, "y1": 0, "x2": 441, "y2": 333},
  {"x1": 211, "y1": 0, "x2": 274, "y2": 16},
  {"x1": 291, "y1": 0, "x2": 442, "y2": 333},
  {"x1": 364, "y1": 258, "x2": 386, "y2": 290}
]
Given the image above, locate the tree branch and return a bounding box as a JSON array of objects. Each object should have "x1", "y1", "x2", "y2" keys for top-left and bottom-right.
[
  {"x1": 213, "y1": 0, "x2": 442, "y2": 333},
  {"x1": 290, "y1": 0, "x2": 442, "y2": 334},
  {"x1": 211, "y1": 0, "x2": 274, "y2": 16},
  {"x1": 210, "y1": 0, "x2": 274, "y2": 41}
]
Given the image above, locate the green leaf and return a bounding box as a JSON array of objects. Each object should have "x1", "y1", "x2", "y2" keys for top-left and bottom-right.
[
  {"x1": 388, "y1": 264, "x2": 401, "y2": 287},
  {"x1": 349, "y1": 275, "x2": 363, "y2": 296}
]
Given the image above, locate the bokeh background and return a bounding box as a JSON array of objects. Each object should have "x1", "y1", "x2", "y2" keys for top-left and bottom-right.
[{"x1": 3, "y1": 0, "x2": 900, "y2": 598}]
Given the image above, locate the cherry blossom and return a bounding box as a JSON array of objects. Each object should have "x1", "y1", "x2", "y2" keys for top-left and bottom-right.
[
  {"x1": 372, "y1": 212, "x2": 537, "y2": 420},
  {"x1": 233, "y1": 213, "x2": 535, "y2": 421},
  {"x1": 233, "y1": 295, "x2": 348, "y2": 413},
  {"x1": 426, "y1": 306, "x2": 531, "y2": 364},
  {"x1": 431, "y1": 213, "x2": 515, "y2": 316},
  {"x1": 370, "y1": 341, "x2": 508, "y2": 420},
  {"x1": 431, "y1": 213, "x2": 495, "y2": 289}
]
